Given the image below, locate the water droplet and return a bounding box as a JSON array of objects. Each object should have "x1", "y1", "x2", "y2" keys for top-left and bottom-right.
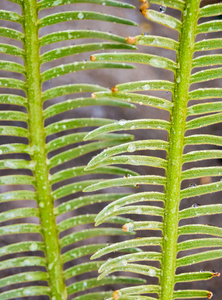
[
  {"x1": 148, "y1": 268, "x2": 156, "y2": 277},
  {"x1": 66, "y1": 204, "x2": 71, "y2": 211},
  {"x1": 29, "y1": 243, "x2": 38, "y2": 251},
  {"x1": 122, "y1": 222, "x2": 134, "y2": 232},
  {"x1": 39, "y1": 202, "x2": 44, "y2": 208},
  {"x1": 77, "y1": 12, "x2": 84, "y2": 19},
  {"x1": 160, "y1": 5, "x2": 166, "y2": 13},
  {"x1": 143, "y1": 84, "x2": 150, "y2": 90},
  {"x1": 122, "y1": 260, "x2": 127, "y2": 266},
  {"x1": 124, "y1": 174, "x2": 132, "y2": 178},
  {"x1": 189, "y1": 183, "x2": 196, "y2": 188},
  {"x1": 192, "y1": 203, "x2": 200, "y2": 208},
  {"x1": 23, "y1": 289, "x2": 33, "y2": 296},
  {"x1": 127, "y1": 143, "x2": 136, "y2": 152},
  {"x1": 119, "y1": 119, "x2": 126, "y2": 126}
]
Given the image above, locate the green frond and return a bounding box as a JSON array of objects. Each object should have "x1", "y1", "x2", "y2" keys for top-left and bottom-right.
[
  {"x1": 86, "y1": 0, "x2": 222, "y2": 299},
  {"x1": 173, "y1": 290, "x2": 212, "y2": 299},
  {"x1": 38, "y1": 0, "x2": 135, "y2": 10},
  {"x1": 91, "y1": 52, "x2": 177, "y2": 72},
  {"x1": 0, "y1": 10, "x2": 23, "y2": 23},
  {"x1": 1, "y1": 0, "x2": 222, "y2": 298},
  {"x1": 39, "y1": 30, "x2": 129, "y2": 46},
  {"x1": 0, "y1": 287, "x2": 51, "y2": 300},
  {"x1": 175, "y1": 271, "x2": 219, "y2": 283},
  {"x1": 151, "y1": 0, "x2": 185, "y2": 11},
  {"x1": 197, "y1": 20, "x2": 222, "y2": 34},
  {"x1": 39, "y1": 11, "x2": 137, "y2": 28},
  {"x1": 113, "y1": 80, "x2": 174, "y2": 92},
  {"x1": 0, "y1": 43, "x2": 24, "y2": 57},
  {"x1": 188, "y1": 88, "x2": 222, "y2": 101},
  {"x1": 144, "y1": 9, "x2": 181, "y2": 31},
  {"x1": 130, "y1": 35, "x2": 179, "y2": 51},
  {"x1": 199, "y1": 3, "x2": 222, "y2": 18},
  {"x1": 0, "y1": 78, "x2": 26, "y2": 90},
  {"x1": 91, "y1": 91, "x2": 173, "y2": 111},
  {"x1": 192, "y1": 55, "x2": 222, "y2": 68},
  {"x1": 44, "y1": 97, "x2": 135, "y2": 119},
  {"x1": 67, "y1": 276, "x2": 146, "y2": 297},
  {"x1": 0, "y1": 27, "x2": 24, "y2": 41},
  {"x1": 0, "y1": 0, "x2": 140, "y2": 298},
  {"x1": 41, "y1": 61, "x2": 135, "y2": 82}
]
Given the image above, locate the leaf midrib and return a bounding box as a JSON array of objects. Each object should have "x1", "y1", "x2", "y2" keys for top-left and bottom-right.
[
  {"x1": 159, "y1": 1, "x2": 200, "y2": 299},
  {"x1": 23, "y1": 0, "x2": 66, "y2": 299}
]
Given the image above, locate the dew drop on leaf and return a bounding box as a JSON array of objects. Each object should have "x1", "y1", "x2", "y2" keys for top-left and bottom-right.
[
  {"x1": 189, "y1": 183, "x2": 196, "y2": 188},
  {"x1": 159, "y1": 5, "x2": 166, "y2": 13},
  {"x1": 127, "y1": 143, "x2": 136, "y2": 152},
  {"x1": 143, "y1": 84, "x2": 150, "y2": 90},
  {"x1": 29, "y1": 242, "x2": 38, "y2": 251},
  {"x1": 119, "y1": 119, "x2": 126, "y2": 126},
  {"x1": 77, "y1": 12, "x2": 84, "y2": 19},
  {"x1": 148, "y1": 268, "x2": 156, "y2": 277},
  {"x1": 122, "y1": 259, "x2": 127, "y2": 266},
  {"x1": 122, "y1": 222, "x2": 134, "y2": 232}
]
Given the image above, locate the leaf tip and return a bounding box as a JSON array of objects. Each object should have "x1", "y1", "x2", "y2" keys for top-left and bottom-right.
[
  {"x1": 211, "y1": 271, "x2": 220, "y2": 278},
  {"x1": 91, "y1": 92, "x2": 96, "y2": 98},
  {"x1": 83, "y1": 186, "x2": 91, "y2": 193},
  {"x1": 90, "y1": 55, "x2": 97, "y2": 61},
  {"x1": 90, "y1": 253, "x2": 97, "y2": 260},
  {"x1": 111, "y1": 86, "x2": 118, "y2": 93},
  {"x1": 122, "y1": 222, "x2": 134, "y2": 232},
  {"x1": 95, "y1": 219, "x2": 102, "y2": 226},
  {"x1": 113, "y1": 290, "x2": 121, "y2": 300},
  {"x1": 97, "y1": 273, "x2": 106, "y2": 280},
  {"x1": 140, "y1": 2, "x2": 149, "y2": 13},
  {"x1": 83, "y1": 132, "x2": 90, "y2": 141},
  {"x1": 126, "y1": 36, "x2": 137, "y2": 45}
]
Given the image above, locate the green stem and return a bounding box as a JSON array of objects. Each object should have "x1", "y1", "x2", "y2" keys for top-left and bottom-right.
[
  {"x1": 23, "y1": 1, "x2": 67, "y2": 299},
  {"x1": 159, "y1": 1, "x2": 200, "y2": 299}
]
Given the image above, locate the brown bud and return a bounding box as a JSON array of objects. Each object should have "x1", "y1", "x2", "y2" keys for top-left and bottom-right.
[
  {"x1": 141, "y1": 9, "x2": 148, "y2": 17},
  {"x1": 113, "y1": 290, "x2": 121, "y2": 300},
  {"x1": 207, "y1": 292, "x2": 213, "y2": 299},
  {"x1": 212, "y1": 272, "x2": 220, "y2": 277},
  {"x1": 126, "y1": 36, "x2": 137, "y2": 45},
  {"x1": 111, "y1": 86, "x2": 118, "y2": 93},
  {"x1": 140, "y1": 2, "x2": 149, "y2": 12},
  {"x1": 90, "y1": 55, "x2": 96, "y2": 61},
  {"x1": 122, "y1": 224, "x2": 127, "y2": 232}
]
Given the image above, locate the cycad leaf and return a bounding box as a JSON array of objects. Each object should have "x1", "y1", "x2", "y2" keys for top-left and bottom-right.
[
  {"x1": 86, "y1": 0, "x2": 222, "y2": 299},
  {"x1": 0, "y1": 0, "x2": 139, "y2": 299}
]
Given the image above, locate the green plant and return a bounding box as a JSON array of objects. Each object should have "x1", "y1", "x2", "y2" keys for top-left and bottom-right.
[
  {"x1": 83, "y1": 0, "x2": 222, "y2": 299},
  {"x1": 0, "y1": 0, "x2": 142, "y2": 299},
  {"x1": 0, "y1": 0, "x2": 222, "y2": 299}
]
